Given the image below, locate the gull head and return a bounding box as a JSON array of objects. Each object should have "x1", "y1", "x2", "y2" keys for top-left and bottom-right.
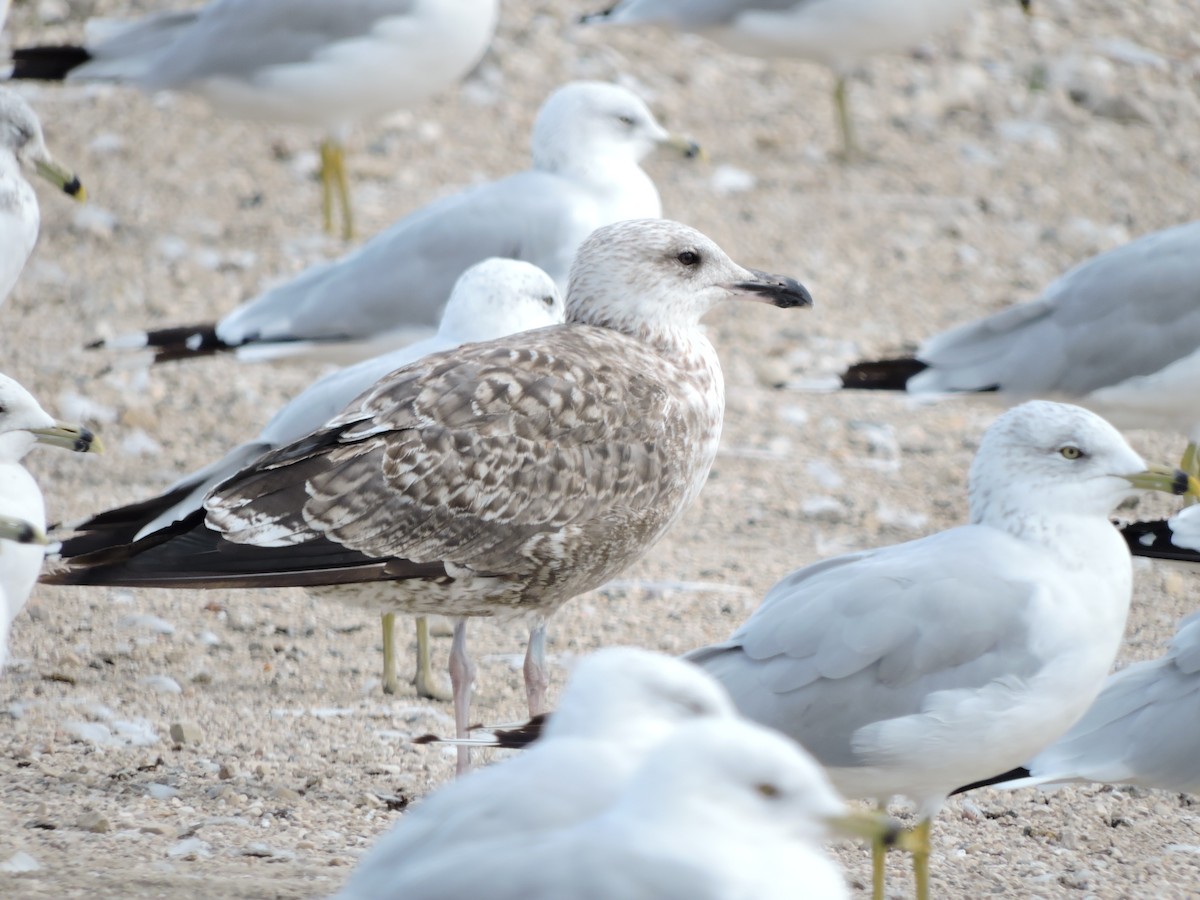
[
  {"x1": 566, "y1": 219, "x2": 811, "y2": 343},
  {"x1": 623, "y1": 717, "x2": 899, "y2": 847},
  {"x1": 968, "y1": 400, "x2": 1188, "y2": 524},
  {"x1": 0, "y1": 89, "x2": 85, "y2": 200},
  {"x1": 0, "y1": 374, "x2": 102, "y2": 462},
  {"x1": 436, "y1": 259, "x2": 565, "y2": 345},
  {"x1": 544, "y1": 647, "x2": 736, "y2": 752},
  {"x1": 531, "y1": 81, "x2": 700, "y2": 172}
]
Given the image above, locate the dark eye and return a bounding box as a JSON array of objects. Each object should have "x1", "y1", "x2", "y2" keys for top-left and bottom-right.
[
  {"x1": 1059, "y1": 446, "x2": 1084, "y2": 460},
  {"x1": 755, "y1": 783, "x2": 780, "y2": 798},
  {"x1": 617, "y1": 114, "x2": 636, "y2": 126},
  {"x1": 677, "y1": 250, "x2": 701, "y2": 267},
  {"x1": 541, "y1": 295, "x2": 556, "y2": 308}
]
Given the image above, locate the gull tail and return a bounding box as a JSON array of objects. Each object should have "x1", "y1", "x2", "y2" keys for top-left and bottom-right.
[
  {"x1": 840, "y1": 357, "x2": 929, "y2": 391},
  {"x1": 88, "y1": 323, "x2": 234, "y2": 364},
  {"x1": 1119, "y1": 518, "x2": 1200, "y2": 563},
  {"x1": 413, "y1": 713, "x2": 550, "y2": 750},
  {"x1": 950, "y1": 766, "x2": 1031, "y2": 795},
  {"x1": 9, "y1": 46, "x2": 94, "y2": 80}
]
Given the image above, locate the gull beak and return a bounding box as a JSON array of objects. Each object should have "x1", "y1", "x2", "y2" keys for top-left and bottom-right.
[
  {"x1": 0, "y1": 514, "x2": 47, "y2": 545},
  {"x1": 34, "y1": 156, "x2": 86, "y2": 202},
  {"x1": 30, "y1": 421, "x2": 103, "y2": 454},
  {"x1": 1123, "y1": 464, "x2": 1196, "y2": 497},
  {"x1": 825, "y1": 809, "x2": 913, "y2": 849},
  {"x1": 723, "y1": 268, "x2": 814, "y2": 309},
  {"x1": 659, "y1": 132, "x2": 706, "y2": 161}
]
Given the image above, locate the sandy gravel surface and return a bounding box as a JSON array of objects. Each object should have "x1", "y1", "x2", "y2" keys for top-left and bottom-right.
[{"x1": 2, "y1": 0, "x2": 1200, "y2": 896}]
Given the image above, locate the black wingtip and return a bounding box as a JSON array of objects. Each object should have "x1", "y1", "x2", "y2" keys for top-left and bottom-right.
[
  {"x1": 1119, "y1": 518, "x2": 1200, "y2": 563},
  {"x1": 10, "y1": 45, "x2": 93, "y2": 80},
  {"x1": 951, "y1": 767, "x2": 1031, "y2": 796},
  {"x1": 840, "y1": 357, "x2": 928, "y2": 390}
]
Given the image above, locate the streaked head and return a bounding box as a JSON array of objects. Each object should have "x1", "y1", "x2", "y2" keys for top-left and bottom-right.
[
  {"x1": 437, "y1": 259, "x2": 565, "y2": 344},
  {"x1": 566, "y1": 219, "x2": 811, "y2": 342}
]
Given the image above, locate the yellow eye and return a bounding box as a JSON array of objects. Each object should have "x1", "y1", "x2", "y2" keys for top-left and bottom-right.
[
  {"x1": 1059, "y1": 446, "x2": 1083, "y2": 460},
  {"x1": 755, "y1": 782, "x2": 780, "y2": 798}
]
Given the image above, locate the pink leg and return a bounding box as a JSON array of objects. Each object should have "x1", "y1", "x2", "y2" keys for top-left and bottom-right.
[
  {"x1": 523, "y1": 618, "x2": 549, "y2": 717},
  {"x1": 448, "y1": 619, "x2": 476, "y2": 777}
]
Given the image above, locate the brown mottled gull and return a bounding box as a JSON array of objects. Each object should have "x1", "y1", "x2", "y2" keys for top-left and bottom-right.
[{"x1": 42, "y1": 218, "x2": 812, "y2": 771}]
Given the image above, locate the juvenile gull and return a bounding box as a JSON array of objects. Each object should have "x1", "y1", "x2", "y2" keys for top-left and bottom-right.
[
  {"x1": 954, "y1": 610, "x2": 1200, "y2": 797},
  {"x1": 685, "y1": 401, "x2": 1192, "y2": 900},
  {"x1": 582, "y1": 0, "x2": 1030, "y2": 156},
  {"x1": 338, "y1": 717, "x2": 899, "y2": 900},
  {"x1": 9, "y1": 0, "x2": 499, "y2": 238},
  {"x1": 0, "y1": 88, "x2": 86, "y2": 306},
  {"x1": 91, "y1": 81, "x2": 700, "y2": 366},
  {"x1": 340, "y1": 647, "x2": 738, "y2": 891},
  {"x1": 841, "y1": 220, "x2": 1200, "y2": 479},
  {"x1": 0, "y1": 374, "x2": 101, "y2": 648},
  {"x1": 55, "y1": 258, "x2": 566, "y2": 701},
  {"x1": 42, "y1": 218, "x2": 812, "y2": 773}
]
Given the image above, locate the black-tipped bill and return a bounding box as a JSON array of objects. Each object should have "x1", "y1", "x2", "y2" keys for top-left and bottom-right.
[
  {"x1": 1123, "y1": 464, "x2": 1195, "y2": 497},
  {"x1": 30, "y1": 421, "x2": 103, "y2": 454},
  {"x1": 725, "y1": 269, "x2": 814, "y2": 309},
  {"x1": 34, "y1": 158, "x2": 87, "y2": 201},
  {"x1": 0, "y1": 514, "x2": 46, "y2": 545}
]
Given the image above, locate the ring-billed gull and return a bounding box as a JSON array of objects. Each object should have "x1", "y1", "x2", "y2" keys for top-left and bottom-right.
[
  {"x1": 953, "y1": 611, "x2": 1200, "y2": 797},
  {"x1": 339, "y1": 716, "x2": 903, "y2": 900},
  {"x1": 9, "y1": 0, "x2": 499, "y2": 238},
  {"x1": 341, "y1": 647, "x2": 738, "y2": 890},
  {"x1": 0, "y1": 374, "x2": 102, "y2": 646},
  {"x1": 685, "y1": 401, "x2": 1192, "y2": 900},
  {"x1": 582, "y1": 0, "x2": 1031, "y2": 157},
  {"x1": 56, "y1": 258, "x2": 565, "y2": 701},
  {"x1": 43, "y1": 218, "x2": 812, "y2": 773},
  {"x1": 92, "y1": 81, "x2": 701, "y2": 366},
  {"x1": 0, "y1": 88, "x2": 86, "y2": 306},
  {"x1": 841, "y1": 220, "x2": 1200, "y2": 480}
]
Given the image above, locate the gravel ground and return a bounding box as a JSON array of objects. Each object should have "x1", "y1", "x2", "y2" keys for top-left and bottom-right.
[{"x1": 2, "y1": 0, "x2": 1200, "y2": 897}]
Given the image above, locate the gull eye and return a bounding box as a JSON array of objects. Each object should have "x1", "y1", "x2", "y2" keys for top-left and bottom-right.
[
  {"x1": 617, "y1": 114, "x2": 636, "y2": 127},
  {"x1": 1059, "y1": 445, "x2": 1084, "y2": 460},
  {"x1": 755, "y1": 782, "x2": 781, "y2": 798},
  {"x1": 542, "y1": 295, "x2": 556, "y2": 308},
  {"x1": 676, "y1": 249, "x2": 701, "y2": 267}
]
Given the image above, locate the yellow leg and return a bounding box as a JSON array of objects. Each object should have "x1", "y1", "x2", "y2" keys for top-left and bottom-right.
[
  {"x1": 381, "y1": 613, "x2": 399, "y2": 696},
  {"x1": 412, "y1": 616, "x2": 453, "y2": 701},
  {"x1": 331, "y1": 142, "x2": 353, "y2": 241},
  {"x1": 319, "y1": 139, "x2": 336, "y2": 236},
  {"x1": 833, "y1": 76, "x2": 858, "y2": 161},
  {"x1": 1182, "y1": 443, "x2": 1199, "y2": 506},
  {"x1": 910, "y1": 818, "x2": 932, "y2": 900},
  {"x1": 872, "y1": 805, "x2": 888, "y2": 900}
]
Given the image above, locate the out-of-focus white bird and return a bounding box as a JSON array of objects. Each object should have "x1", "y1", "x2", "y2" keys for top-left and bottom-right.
[{"x1": 9, "y1": 0, "x2": 500, "y2": 238}]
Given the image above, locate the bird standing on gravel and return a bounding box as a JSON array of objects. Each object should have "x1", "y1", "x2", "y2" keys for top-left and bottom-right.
[
  {"x1": 8, "y1": 0, "x2": 500, "y2": 238},
  {"x1": 687, "y1": 401, "x2": 1193, "y2": 900},
  {"x1": 42, "y1": 218, "x2": 812, "y2": 774}
]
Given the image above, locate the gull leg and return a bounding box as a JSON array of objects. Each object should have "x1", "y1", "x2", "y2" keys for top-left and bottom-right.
[
  {"x1": 329, "y1": 139, "x2": 354, "y2": 240},
  {"x1": 412, "y1": 616, "x2": 453, "y2": 701},
  {"x1": 318, "y1": 139, "x2": 336, "y2": 235},
  {"x1": 871, "y1": 801, "x2": 888, "y2": 900},
  {"x1": 448, "y1": 619, "x2": 476, "y2": 777},
  {"x1": 910, "y1": 818, "x2": 932, "y2": 900},
  {"x1": 381, "y1": 613, "x2": 399, "y2": 696},
  {"x1": 1182, "y1": 442, "x2": 1199, "y2": 506},
  {"x1": 523, "y1": 618, "x2": 549, "y2": 716},
  {"x1": 833, "y1": 75, "x2": 858, "y2": 161}
]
